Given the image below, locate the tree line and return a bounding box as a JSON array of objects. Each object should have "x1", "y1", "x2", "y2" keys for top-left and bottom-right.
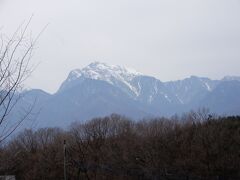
[{"x1": 0, "y1": 111, "x2": 239, "y2": 180}]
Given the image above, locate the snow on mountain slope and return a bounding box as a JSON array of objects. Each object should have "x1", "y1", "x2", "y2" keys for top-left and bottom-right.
[
  {"x1": 9, "y1": 62, "x2": 240, "y2": 128},
  {"x1": 58, "y1": 62, "x2": 183, "y2": 105},
  {"x1": 59, "y1": 62, "x2": 143, "y2": 96},
  {"x1": 165, "y1": 76, "x2": 219, "y2": 105},
  {"x1": 199, "y1": 80, "x2": 240, "y2": 115},
  {"x1": 222, "y1": 76, "x2": 240, "y2": 81},
  {"x1": 58, "y1": 62, "x2": 223, "y2": 107},
  {"x1": 68, "y1": 61, "x2": 142, "y2": 82}
]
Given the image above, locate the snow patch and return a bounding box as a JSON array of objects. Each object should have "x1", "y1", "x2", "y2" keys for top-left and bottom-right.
[
  {"x1": 64, "y1": 62, "x2": 143, "y2": 96},
  {"x1": 176, "y1": 94, "x2": 184, "y2": 104},
  {"x1": 204, "y1": 82, "x2": 212, "y2": 91},
  {"x1": 164, "y1": 95, "x2": 172, "y2": 102}
]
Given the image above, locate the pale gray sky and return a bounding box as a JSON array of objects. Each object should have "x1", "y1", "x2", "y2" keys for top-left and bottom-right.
[{"x1": 0, "y1": 0, "x2": 240, "y2": 93}]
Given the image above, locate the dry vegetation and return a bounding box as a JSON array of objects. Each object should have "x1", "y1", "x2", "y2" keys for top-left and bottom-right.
[{"x1": 0, "y1": 112, "x2": 239, "y2": 180}]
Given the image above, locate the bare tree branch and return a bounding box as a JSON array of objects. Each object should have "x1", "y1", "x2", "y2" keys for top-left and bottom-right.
[{"x1": 0, "y1": 18, "x2": 45, "y2": 143}]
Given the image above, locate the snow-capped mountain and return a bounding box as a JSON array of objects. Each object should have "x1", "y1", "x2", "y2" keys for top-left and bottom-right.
[
  {"x1": 59, "y1": 62, "x2": 142, "y2": 97},
  {"x1": 59, "y1": 62, "x2": 183, "y2": 106},
  {"x1": 165, "y1": 76, "x2": 219, "y2": 105},
  {"x1": 11, "y1": 62, "x2": 240, "y2": 128},
  {"x1": 222, "y1": 76, "x2": 240, "y2": 82}
]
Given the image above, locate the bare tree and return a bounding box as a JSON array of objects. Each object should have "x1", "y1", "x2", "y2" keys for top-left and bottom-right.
[{"x1": 0, "y1": 18, "x2": 42, "y2": 143}]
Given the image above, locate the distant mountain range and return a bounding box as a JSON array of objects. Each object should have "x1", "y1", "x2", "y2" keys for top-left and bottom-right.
[{"x1": 11, "y1": 62, "x2": 240, "y2": 128}]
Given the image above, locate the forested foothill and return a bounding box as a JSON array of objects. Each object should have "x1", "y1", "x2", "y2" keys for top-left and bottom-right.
[{"x1": 0, "y1": 111, "x2": 239, "y2": 180}]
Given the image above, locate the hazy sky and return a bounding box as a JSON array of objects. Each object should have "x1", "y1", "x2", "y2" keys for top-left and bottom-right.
[{"x1": 0, "y1": 0, "x2": 240, "y2": 93}]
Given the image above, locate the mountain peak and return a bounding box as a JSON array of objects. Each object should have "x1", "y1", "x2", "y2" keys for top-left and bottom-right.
[
  {"x1": 59, "y1": 62, "x2": 143, "y2": 93},
  {"x1": 86, "y1": 61, "x2": 142, "y2": 76},
  {"x1": 87, "y1": 61, "x2": 109, "y2": 68},
  {"x1": 68, "y1": 62, "x2": 142, "y2": 81},
  {"x1": 222, "y1": 76, "x2": 240, "y2": 81}
]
